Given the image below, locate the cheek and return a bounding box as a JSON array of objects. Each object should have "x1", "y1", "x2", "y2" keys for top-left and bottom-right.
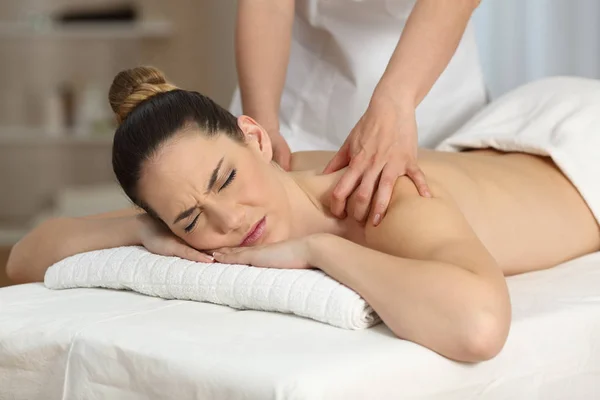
[
  {"x1": 238, "y1": 163, "x2": 278, "y2": 204},
  {"x1": 180, "y1": 217, "x2": 225, "y2": 250},
  {"x1": 185, "y1": 232, "x2": 219, "y2": 251}
]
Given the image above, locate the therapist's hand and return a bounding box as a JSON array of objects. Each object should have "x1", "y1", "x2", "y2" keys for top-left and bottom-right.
[
  {"x1": 323, "y1": 94, "x2": 431, "y2": 226},
  {"x1": 269, "y1": 130, "x2": 292, "y2": 171}
]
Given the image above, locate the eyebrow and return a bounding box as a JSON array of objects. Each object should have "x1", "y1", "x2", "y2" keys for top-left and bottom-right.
[
  {"x1": 207, "y1": 157, "x2": 224, "y2": 194},
  {"x1": 173, "y1": 206, "x2": 195, "y2": 225},
  {"x1": 172, "y1": 157, "x2": 224, "y2": 225}
]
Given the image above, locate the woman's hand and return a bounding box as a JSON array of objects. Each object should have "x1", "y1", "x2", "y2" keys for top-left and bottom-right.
[
  {"x1": 137, "y1": 214, "x2": 214, "y2": 263},
  {"x1": 213, "y1": 236, "x2": 314, "y2": 269},
  {"x1": 323, "y1": 93, "x2": 431, "y2": 226},
  {"x1": 269, "y1": 130, "x2": 292, "y2": 171}
]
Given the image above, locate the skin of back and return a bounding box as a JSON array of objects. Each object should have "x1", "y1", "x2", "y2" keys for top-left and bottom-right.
[{"x1": 293, "y1": 149, "x2": 600, "y2": 276}]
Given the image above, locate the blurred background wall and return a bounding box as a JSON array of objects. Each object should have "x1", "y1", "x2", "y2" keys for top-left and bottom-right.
[
  {"x1": 0, "y1": 0, "x2": 237, "y2": 238},
  {"x1": 0, "y1": 0, "x2": 238, "y2": 285},
  {"x1": 1, "y1": 0, "x2": 600, "y2": 284},
  {"x1": 473, "y1": 0, "x2": 600, "y2": 98}
]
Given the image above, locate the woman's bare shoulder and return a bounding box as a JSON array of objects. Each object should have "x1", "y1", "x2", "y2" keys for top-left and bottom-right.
[
  {"x1": 363, "y1": 177, "x2": 465, "y2": 258},
  {"x1": 290, "y1": 151, "x2": 336, "y2": 171},
  {"x1": 362, "y1": 175, "x2": 500, "y2": 279}
]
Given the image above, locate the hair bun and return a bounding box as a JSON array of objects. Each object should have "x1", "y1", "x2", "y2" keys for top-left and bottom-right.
[{"x1": 109, "y1": 66, "x2": 178, "y2": 123}]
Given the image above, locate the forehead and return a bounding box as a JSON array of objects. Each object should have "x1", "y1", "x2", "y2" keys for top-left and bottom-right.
[
  {"x1": 149, "y1": 131, "x2": 241, "y2": 176},
  {"x1": 137, "y1": 132, "x2": 239, "y2": 212}
]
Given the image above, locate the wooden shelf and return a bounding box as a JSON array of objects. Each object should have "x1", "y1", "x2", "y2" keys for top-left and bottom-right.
[
  {"x1": 0, "y1": 226, "x2": 27, "y2": 247},
  {"x1": 0, "y1": 127, "x2": 113, "y2": 146},
  {"x1": 0, "y1": 20, "x2": 172, "y2": 39}
]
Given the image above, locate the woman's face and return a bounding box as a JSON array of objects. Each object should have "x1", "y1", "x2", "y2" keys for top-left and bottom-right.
[{"x1": 137, "y1": 118, "x2": 293, "y2": 251}]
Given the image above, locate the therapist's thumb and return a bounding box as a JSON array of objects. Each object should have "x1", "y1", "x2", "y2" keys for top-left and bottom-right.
[
  {"x1": 272, "y1": 135, "x2": 292, "y2": 171},
  {"x1": 274, "y1": 147, "x2": 291, "y2": 171},
  {"x1": 323, "y1": 143, "x2": 350, "y2": 174}
]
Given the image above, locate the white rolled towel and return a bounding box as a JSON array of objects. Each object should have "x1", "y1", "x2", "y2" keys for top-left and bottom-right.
[{"x1": 44, "y1": 246, "x2": 380, "y2": 330}]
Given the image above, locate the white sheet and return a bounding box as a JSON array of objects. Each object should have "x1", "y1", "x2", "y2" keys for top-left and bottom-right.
[
  {"x1": 2, "y1": 252, "x2": 600, "y2": 400},
  {"x1": 43, "y1": 246, "x2": 379, "y2": 330}
]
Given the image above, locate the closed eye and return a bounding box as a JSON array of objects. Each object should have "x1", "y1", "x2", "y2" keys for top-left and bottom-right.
[
  {"x1": 184, "y1": 214, "x2": 199, "y2": 233},
  {"x1": 184, "y1": 169, "x2": 235, "y2": 232},
  {"x1": 219, "y1": 169, "x2": 236, "y2": 191}
]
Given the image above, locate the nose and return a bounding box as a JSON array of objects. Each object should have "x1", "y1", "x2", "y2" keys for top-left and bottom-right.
[{"x1": 208, "y1": 202, "x2": 244, "y2": 234}]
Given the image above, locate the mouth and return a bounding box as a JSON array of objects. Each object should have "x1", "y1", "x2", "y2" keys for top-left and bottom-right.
[{"x1": 240, "y1": 216, "x2": 266, "y2": 247}]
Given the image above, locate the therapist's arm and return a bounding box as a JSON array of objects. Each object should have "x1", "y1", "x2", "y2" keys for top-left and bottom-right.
[
  {"x1": 325, "y1": 0, "x2": 481, "y2": 225},
  {"x1": 375, "y1": 0, "x2": 481, "y2": 108},
  {"x1": 235, "y1": 0, "x2": 295, "y2": 170}
]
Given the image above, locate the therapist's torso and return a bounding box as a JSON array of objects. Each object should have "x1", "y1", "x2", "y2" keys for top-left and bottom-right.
[{"x1": 230, "y1": 0, "x2": 487, "y2": 151}]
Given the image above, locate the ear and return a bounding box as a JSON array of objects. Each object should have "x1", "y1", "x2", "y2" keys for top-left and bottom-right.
[{"x1": 237, "y1": 115, "x2": 273, "y2": 162}]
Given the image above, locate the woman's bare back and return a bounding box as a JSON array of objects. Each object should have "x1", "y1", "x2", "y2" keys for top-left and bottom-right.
[
  {"x1": 292, "y1": 149, "x2": 600, "y2": 275},
  {"x1": 414, "y1": 149, "x2": 600, "y2": 275},
  {"x1": 420, "y1": 150, "x2": 600, "y2": 275}
]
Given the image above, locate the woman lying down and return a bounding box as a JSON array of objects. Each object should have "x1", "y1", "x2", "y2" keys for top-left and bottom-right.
[{"x1": 7, "y1": 67, "x2": 600, "y2": 363}]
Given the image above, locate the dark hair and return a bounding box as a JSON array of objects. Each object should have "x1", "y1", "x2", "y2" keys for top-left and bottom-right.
[{"x1": 109, "y1": 66, "x2": 243, "y2": 215}]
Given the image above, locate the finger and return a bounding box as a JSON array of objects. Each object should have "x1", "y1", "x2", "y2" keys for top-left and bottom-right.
[
  {"x1": 273, "y1": 150, "x2": 288, "y2": 171},
  {"x1": 211, "y1": 247, "x2": 250, "y2": 258},
  {"x1": 407, "y1": 164, "x2": 432, "y2": 198},
  {"x1": 173, "y1": 243, "x2": 215, "y2": 263},
  {"x1": 330, "y1": 164, "x2": 364, "y2": 218},
  {"x1": 370, "y1": 165, "x2": 397, "y2": 226},
  {"x1": 280, "y1": 150, "x2": 292, "y2": 171},
  {"x1": 330, "y1": 152, "x2": 368, "y2": 216},
  {"x1": 350, "y1": 163, "x2": 383, "y2": 222},
  {"x1": 211, "y1": 247, "x2": 235, "y2": 255},
  {"x1": 275, "y1": 145, "x2": 292, "y2": 171},
  {"x1": 322, "y1": 142, "x2": 350, "y2": 174},
  {"x1": 213, "y1": 250, "x2": 251, "y2": 265}
]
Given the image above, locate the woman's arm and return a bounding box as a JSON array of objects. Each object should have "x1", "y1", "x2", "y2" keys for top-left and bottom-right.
[
  {"x1": 236, "y1": 0, "x2": 295, "y2": 168},
  {"x1": 213, "y1": 178, "x2": 511, "y2": 362},
  {"x1": 6, "y1": 212, "x2": 143, "y2": 284},
  {"x1": 6, "y1": 208, "x2": 213, "y2": 284},
  {"x1": 310, "y1": 180, "x2": 510, "y2": 362},
  {"x1": 6, "y1": 208, "x2": 144, "y2": 283}
]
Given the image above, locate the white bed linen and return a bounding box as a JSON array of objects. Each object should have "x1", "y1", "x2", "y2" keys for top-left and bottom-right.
[{"x1": 2, "y1": 252, "x2": 600, "y2": 400}]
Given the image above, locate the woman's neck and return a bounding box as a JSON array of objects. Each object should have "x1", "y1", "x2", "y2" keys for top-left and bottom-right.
[{"x1": 281, "y1": 169, "x2": 353, "y2": 239}]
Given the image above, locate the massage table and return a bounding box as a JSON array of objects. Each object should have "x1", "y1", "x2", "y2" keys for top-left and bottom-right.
[{"x1": 1, "y1": 252, "x2": 600, "y2": 399}]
